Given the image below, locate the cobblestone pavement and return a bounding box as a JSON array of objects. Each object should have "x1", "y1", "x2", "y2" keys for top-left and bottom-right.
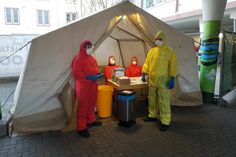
[{"x1": 0, "y1": 103, "x2": 236, "y2": 157}]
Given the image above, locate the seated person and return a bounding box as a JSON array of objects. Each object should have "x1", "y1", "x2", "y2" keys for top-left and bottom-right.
[
  {"x1": 125, "y1": 56, "x2": 142, "y2": 77},
  {"x1": 104, "y1": 56, "x2": 121, "y2": 82}
]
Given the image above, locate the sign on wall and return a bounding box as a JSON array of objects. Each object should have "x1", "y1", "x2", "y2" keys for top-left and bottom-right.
[{"x1": 0, "y1": 35, "x2": 37, "y2": 78}]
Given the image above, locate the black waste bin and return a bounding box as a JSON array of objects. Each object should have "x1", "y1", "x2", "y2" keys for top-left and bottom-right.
[{"x1": 117, "y1": 90, "x2": 136, "y2": 127}]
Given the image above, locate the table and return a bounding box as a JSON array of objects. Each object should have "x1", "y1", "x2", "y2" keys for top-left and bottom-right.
[
  {"x1": 106, "y1": 77, "x2": 148, "y2": 91},
  {"x1": 107, "y1": 77, "x2": 148, "y2": 101}
]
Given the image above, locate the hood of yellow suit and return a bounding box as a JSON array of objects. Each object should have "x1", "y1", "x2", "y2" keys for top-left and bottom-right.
[{"x1": 155, "y1": 31, "x2": 167, "y2": 48}]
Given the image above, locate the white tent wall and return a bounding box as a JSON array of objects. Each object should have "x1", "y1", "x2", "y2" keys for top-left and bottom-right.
[
  {"x1": 119, "y1": 41, "x2": 146, "y2": 66},
  {"x1": 111, "y1": 18, "x2": 143, "y2": 40},
  {"x1": 95, "y1": 37, "x2": 122, "y2": 66},
  {"x1": 12, "y1": 1, "x2": 202, "y2": 134}
]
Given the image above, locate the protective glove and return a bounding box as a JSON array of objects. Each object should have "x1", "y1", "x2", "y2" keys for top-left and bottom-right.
[
  {"x1": 141, "y1": 73, "x2": 146, "y2": 82},
  {"x1": 97, "y1": 73, "x2": 104, "y2": 79},
  {"x1": 86, "y1": 75, "x2": 97, "y2": 81},
  {"x1": 168, "y1": 76, "x2": 175, "y2": 89}
]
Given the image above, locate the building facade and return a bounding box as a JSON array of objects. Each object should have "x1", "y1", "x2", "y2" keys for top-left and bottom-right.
[
  {"x1": 142, "y1": 0, "x2": 236, "y2": 34},
  {"x1": 0, "y1": 0, "x2": 79, "y2": 35}
]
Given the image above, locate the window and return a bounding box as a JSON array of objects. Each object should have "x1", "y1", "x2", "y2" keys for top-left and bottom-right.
[
  {"x1": 4, "y1": 8, "x2": 20, "y2": 25},
  {"x1": 37, "y1": 10, "x2": 50, "y2": 26},
  {"x1": 156, "y1": 0, "x2": 175, "y2": 5},
  {"x1": 66, "y1": 12, "x2": 77, "y2": 23},
  {"x1": 146, "y1": 0, "x2": 154, "y2": 8}
]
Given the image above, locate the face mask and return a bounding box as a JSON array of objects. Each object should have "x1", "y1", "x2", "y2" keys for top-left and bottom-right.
[
  {"x1": 155, "y1": 40, "x2": 163, "y2": 47},
  {"x1": 86, "y1": 47, "x2": 94, "y2": 55},
  {"x1": 132, "y1": 61, "x2": 137, "y2": 65}
]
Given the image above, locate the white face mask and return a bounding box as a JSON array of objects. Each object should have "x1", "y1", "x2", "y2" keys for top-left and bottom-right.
[
  {"x1": 86, "y1": 47, "x2": 94, "y2": 55},
  {"x1": 132, "y1": 61, "x2": 137, "y2": 65},
  {"x1": 155, "y1": 40, "x2": 163, "y2": 47}
]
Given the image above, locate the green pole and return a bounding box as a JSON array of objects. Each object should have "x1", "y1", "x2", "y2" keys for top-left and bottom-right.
[
  {"x1": 199, "y1": 21, "x2": 220, "y2": 103},
  {"x1": 200, "y1": 0, "x2": 227, "y2": 103}
]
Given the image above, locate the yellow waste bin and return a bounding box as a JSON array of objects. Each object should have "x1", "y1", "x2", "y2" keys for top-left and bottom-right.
[{"x1": 97, "y1": 85, "x2": 114, "y2": 118}]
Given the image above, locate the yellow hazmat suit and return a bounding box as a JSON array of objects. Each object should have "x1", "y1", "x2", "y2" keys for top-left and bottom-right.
[{"x1": 142, "y1": 31, "x2": 178, "y2": 125}]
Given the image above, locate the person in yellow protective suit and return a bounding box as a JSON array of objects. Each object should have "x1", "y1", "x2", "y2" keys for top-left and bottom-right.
[{"x1": 142, "y1": 31, "x2": 178, "y2": 131}]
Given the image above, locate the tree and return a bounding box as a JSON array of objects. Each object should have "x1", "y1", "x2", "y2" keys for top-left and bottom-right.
[
  {"x1": 68, "y1": 0, "x2": 133, "y2": 19},
  {"x1": 81, "y1": 0, "x2": 123, "y2": 18}
]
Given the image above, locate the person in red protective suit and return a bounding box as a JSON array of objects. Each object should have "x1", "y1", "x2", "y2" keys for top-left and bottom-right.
[
  {"x1": 125, "y1": 56, "x2": 142, "y2": 77},
  {"x1": 71, "y1": 40, "x2": 103, "y2": 138},
  {"x1": 104, "y1": 56, "x2": 120, "y2": 82}
]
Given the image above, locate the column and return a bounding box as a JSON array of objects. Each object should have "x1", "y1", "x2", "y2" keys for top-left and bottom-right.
[{"x1": 199, "y1": 0, "x2": 227, "y2": 103}]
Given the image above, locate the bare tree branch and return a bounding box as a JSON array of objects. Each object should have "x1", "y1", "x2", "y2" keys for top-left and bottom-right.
[{"x1": 79, "y1": 0, "x2": 126, "y2": 18}]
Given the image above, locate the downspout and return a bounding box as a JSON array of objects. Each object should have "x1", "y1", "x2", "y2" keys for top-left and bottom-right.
[
  {"x1": 175, "y1": 0, "x2": 179, "y2": 13},
  {"x1": 234, "y1": 19, "x2": 236, "y2": 32}
]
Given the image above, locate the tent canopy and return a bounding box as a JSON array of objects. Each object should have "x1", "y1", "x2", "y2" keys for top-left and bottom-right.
[{"x1": 12, "y1": 1, "x2": 202, "y2": 134}]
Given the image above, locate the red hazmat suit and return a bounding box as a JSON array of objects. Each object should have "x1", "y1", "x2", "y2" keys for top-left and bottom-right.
[
  {"x1": 71, "y1": 40, "x2": 99, "y2": 131},
  {"x1": 104, "y1": 56, "x2": 120, "y2": 81},
  {"x1": 125, "y1": 56, "x2": 142, "y2": 77}
]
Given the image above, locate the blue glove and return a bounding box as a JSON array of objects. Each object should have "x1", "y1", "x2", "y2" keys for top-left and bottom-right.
[
  {"x1": 97, "y1": 73, "x2": 104, "y2": 79},
  {"x1": 86, "y1": 75, "x2": 97, "y2": 81},
  {"x1": 141, "y1": 73, "x2": 146, "y2": 82},
  {"x1": 168, "y1": 76, "x2": 175, "y2": 89}
]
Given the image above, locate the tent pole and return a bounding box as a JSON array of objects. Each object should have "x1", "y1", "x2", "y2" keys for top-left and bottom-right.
[
  {"x1": 117, "y1": 40, "x2": 125, "y2": 67},
  {"x1": 126, "y1": 16, "x2": 154, "y2": 47},
  {"x1": 94, "y1": 16, "x2": 123, "y2": 49},
  {"x1": 107, "y1": 34, "x2": 118, "y2": 41},
  {"x1": 119, "y1": 39, "x2": 140, "y2": 42},
  {"x1": 142, "y1": 40, "x2": 148, "y2": 57},
  {"x1": 116, "y1": 26, "x2": 142, "y2": 40}
]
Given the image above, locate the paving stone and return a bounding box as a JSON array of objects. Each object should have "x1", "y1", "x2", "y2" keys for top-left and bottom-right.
[
  {"x1": 0, "y1": 153, "x2": 8, "y2": 157},
  {"x1": 1, "y1": 81, "x2": 236, "y2": 157},
  {"x1": 22, "y1": 151, "x2": 29, "y2": 157}
]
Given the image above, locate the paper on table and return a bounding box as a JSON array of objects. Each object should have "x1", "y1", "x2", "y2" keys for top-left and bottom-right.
[{"x1": 130, "y1": 77, "x2": 147, "y2": 85}]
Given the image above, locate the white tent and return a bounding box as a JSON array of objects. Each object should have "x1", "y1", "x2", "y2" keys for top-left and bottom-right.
[{"x1": 12, "y1": 1, "x2": 202, "y2": 134}]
